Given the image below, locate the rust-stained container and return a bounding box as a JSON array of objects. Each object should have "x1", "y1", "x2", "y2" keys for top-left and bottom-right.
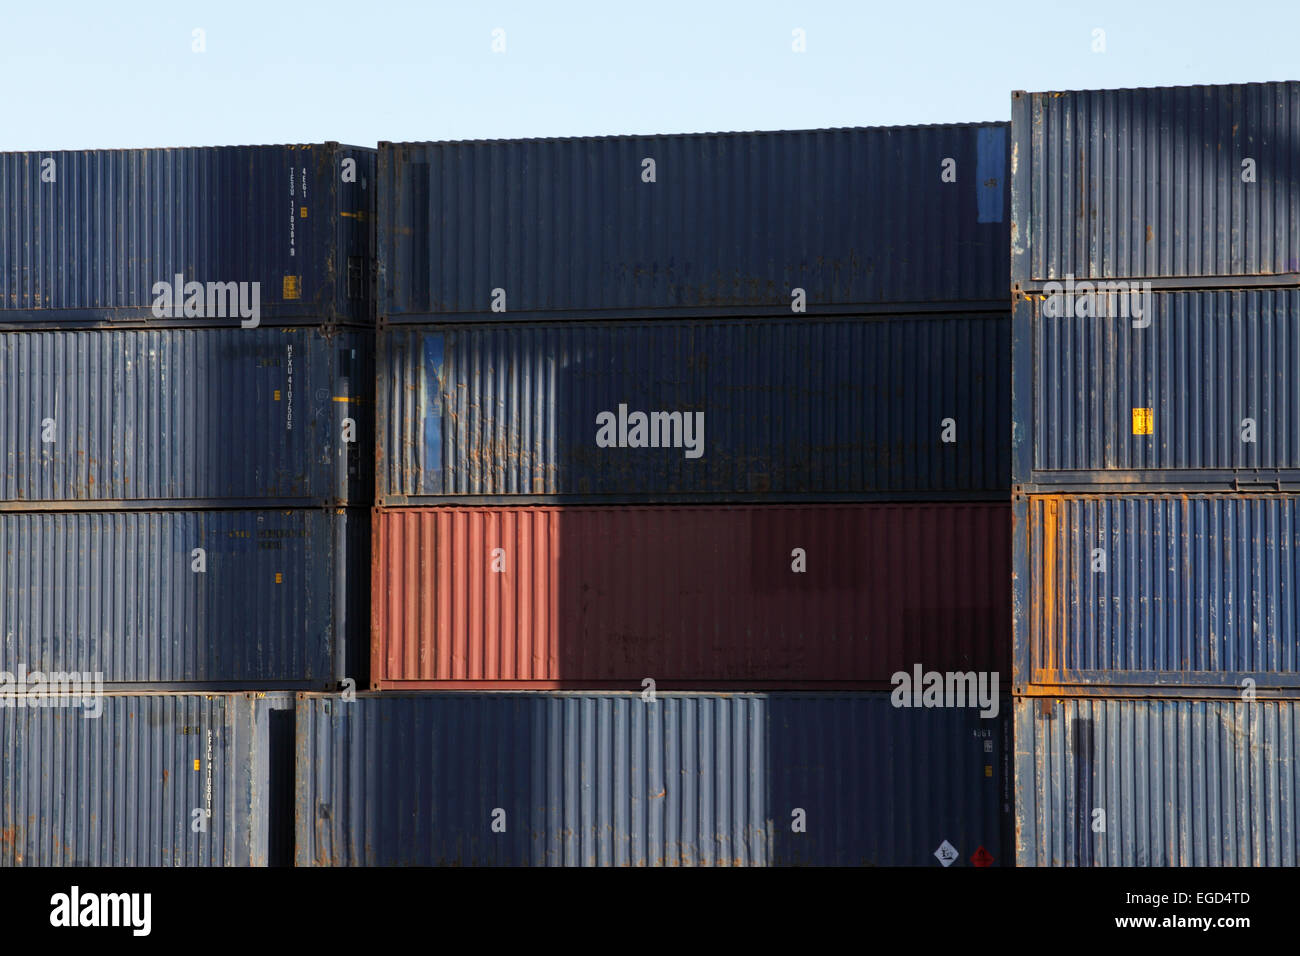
[
  {"x1": 1014, "y1": 493, "x2": 1300, "y2": 695},
  {"x1": 370, "y1": 503, "x2": 1010, "y2": 688}
]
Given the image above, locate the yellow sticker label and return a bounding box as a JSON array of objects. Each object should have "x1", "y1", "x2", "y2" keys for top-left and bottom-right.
[
  {"x1": 300, "y1": 206, "x2": 308, "y2": 218},
  {"x1": 283, "y1": 275, "x2": 301, "y2": 300},
  {"x1": 985, "y1": 765, "x2": 993, "y2": 778},
  {"x1": 193, "y1": 759, "x2": 200, "y2": 771},
  {"x1": 273, "y1": 390, "x2": 281, "y2": 401},
  {"x1": 1132, "y1": 408, "x2": 1153, "y2": 435},
  {"x1": 275, "y1": 572, "x2": 283, "y2": 584}
]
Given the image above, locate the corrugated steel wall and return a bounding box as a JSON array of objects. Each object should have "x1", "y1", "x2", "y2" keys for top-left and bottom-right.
[
  {"x1": 1027, "y1": 289, "x2": 1300, "y2": 483},
  {"x1": 0, "y1": 509, "x2": 367, "y2": 686},
  {"x1": 1019, "y1": 494, "x2": 1300, "y2": 692},
  {"x1": 0, "y1": 693, "x2": 295, "y2": 866},
  {"x1": 1011, "y1": 82, "x2": 1300, "y2": 284},
  {"x1": 370, "y1": 504, "x2": 1009, "y2": 687},
  {"x1": 0, "y1": 327, "x2": 371, "y2": 506},
  {"x1": 377, "y1": 316, "x2": 1010, "y2": 502},
  {"x1": 296, "y1": 692, "x2": 1011, "y2": 866},
  {"x1": 378, "y1": 124, "x2": 1009, "y2": 320},
  {"x1": 0, "y1": 145, "x2": 375, "y2": 326},
  {"x1": 1016, "y1": 696, "x2": 1300, "y2": 866}
]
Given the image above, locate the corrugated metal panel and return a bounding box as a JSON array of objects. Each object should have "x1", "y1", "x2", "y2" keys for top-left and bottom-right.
[
  {"x1": 0, "y1": 509, "x2": 367, "y2": 686},
  {"x1": 378, "y1": 124, "x2": 1009, "y2": 320},
  {"x1": 0, "y1": 327, "x2": 371, "y2": 506},
  {"x1": 371, "y1": 504, "x2": 1010, "y2": 687},
  {"x1": 1012, "y1": 82, "x2": 1300, "y2": 284},
  {"x1": 1019, "y1": 494, "x2": 1300, "y2": 692},
  {"x1": 1016, "y1": 697, "x2": 1300, "y2": 866},
  {"x1": 0, "y1": 145, "x2": 375, "y2": 326},
  {"x1": 377, "y1": 316, "x2": 1010, "y2": 502},
  {"x1": 1024, "y1": 289, "x2": 1300, "y2": 485},
  {"x1": 296, "y1": 692, "x2": 1010, "y2": 866},
  {"x1": 0, "y1": 693, "x2": 295, "y2": 866}
]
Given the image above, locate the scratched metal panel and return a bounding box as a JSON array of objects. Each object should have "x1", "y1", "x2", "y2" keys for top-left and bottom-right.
[
  {"x1": 377, "y1": 316, "x2": 1010, "y2": 501},
  {"x1": 378, "y1": 124, "x2": 1009, "y2": 320},
  {"x1": 1021, "y1": 494, "x2": 1300, "y2": 691},
  {"x1": 370, "y1": 504, "x2": 1010, "y2": 687},
  {"x1": 1012, "y1": 83, "x2": 1300, "y2": 283},
  {"x1": 1016, "y1": 697, "x2": 1300, "y2": 866},
  {"x1": 1027, "y1": 289, "x2": 1300, "y2": 483},
  {"x1": 296, "y1": 692, "x2": 1011, "y2": 867},
  {"x1": 0, "y1": 327, "x2": 371, "y2": 506},
  {"x1": 0, "y1": 509, "x2": 367, "y2": 686},
  {"x1": 0, "y1": 145, "x2": 375, "y2": 326},
  {"x1": 0, "y1": 693, "x2": 296, "y2": 866}
]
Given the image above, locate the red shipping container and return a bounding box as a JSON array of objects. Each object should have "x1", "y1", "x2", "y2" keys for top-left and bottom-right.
[{"x1": 371, "y1": 504, "x2": 1010, "y2": 689}]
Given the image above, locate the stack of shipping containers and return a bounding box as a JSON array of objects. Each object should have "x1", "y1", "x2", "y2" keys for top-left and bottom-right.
[
  {"x1": 1011, "y1": 82, "x2": 1300, "y2": 865},
  {"x1": 0, "y1": 144, "x2": 374, "y2": 864},
  {"x1": 293, "y1": 126, "x2": 1016, "y2": 865}
]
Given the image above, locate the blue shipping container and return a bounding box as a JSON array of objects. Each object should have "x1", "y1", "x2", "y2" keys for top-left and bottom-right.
[
  {"x1": 378, "y1": 124, "x2": 1009, "y2": 321},
  {"x1": 378, "y1": 315, "x2": 1010, "y2": 502},
  {"x1": 0, "y1": 693, "x2": 296, "y2": 866},
  {"x1": 1016, "y1": 696, "x2": 1300, "y2": 866},
  {"x1": 0, "y1": 327, "x2": 370, "y2": 506},
  {"x1": 1015, "y1": 494, "x2": 1300, "y2": 693},
  {"x1": 295, "y1": 692, "x2": 1011, "y2": 866},
  {"x1": 1014, "y1": 289, "x2": 1300, "y2": 489},
  {"x1": 0, "y1": 144, "x2": 374, "y2": 327},
  {"x1": 1011, "y1": 82, "x2": 1300, "y2": 286},
  {"x1": 0, "y1": 509, "x2": 366, "y2": 686}
]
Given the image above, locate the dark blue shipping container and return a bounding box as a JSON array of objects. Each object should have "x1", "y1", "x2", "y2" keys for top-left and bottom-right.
[
  {"x1": 0, "y1": 144, "x2": 374, "y2": 327},
  {"x1": 1014, "y1": 494, "x2": 1300, "y2": 694},
  {"x1": 1014, "y1": 289, "x2": 1300, "y2": 490},
  {"x1": 0, "y1": 509, "x2": 366, "y2": 687},
  {"x1": 377, "y1": 315, "x2": 1010, "y2": 502},
  {"x1": 0, "y1": 327, "x2": 371, "y2": 507},
  {"x1": 1, "y1": 693, "x2": 296, "y2": 866},
  {"x1": 295, "y1": 692, "x2": 1011, "y2": 866},
  {"x1": 1011, "y1": 82, "x2": 1300, "y2": 286},
  {"x1": 378, "y1": 124, "x2": 1009, "y2": 321},
  {"x1": 1017, "y1": 697, "x2": 1300, "y2": 866}
]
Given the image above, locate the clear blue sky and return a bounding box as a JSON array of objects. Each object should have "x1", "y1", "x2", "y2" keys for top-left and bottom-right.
[{"x1": 2, "y1": 0, "x2": 1297, "y2": 149}]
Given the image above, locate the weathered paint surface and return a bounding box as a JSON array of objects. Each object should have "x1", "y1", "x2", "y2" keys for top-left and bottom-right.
[
  {"x1": 1012, "y1": 82, "x2": 1300, "y2": 283},
  {"x1": 0, "y1": 509, "x2": 367, "y2": 686},
  {"x1": 379, "y1": 124, "x2": 1009, "y2": 320},
  {"x1": 1016, "y1": 696, "x2": 1300, "y2": 866},
  {"x1": 0, "y1": 145, "x2": 374, "y2": 326},
  {"x1": 0, "y1": 328, "x2": 370, "y2": 506},
  {"x1": 0, "y1": 693, "x2": 294, "y2": 866},
  {"x1": 377, "y1": 316, "x2": 1010, "y2": 501},
  {"x1": 296, "y1": 692, "x2": 1011, "y2": 866},
  {"x1": 1023, "y1": 289, "x2": 1300, "y2": 484},
  {"x1": 1020, "y1": 494, "x2": 1300, "y2": 691},
  {"x1": 371, "y1": 504, "x2": 1010, "y2": 688}
]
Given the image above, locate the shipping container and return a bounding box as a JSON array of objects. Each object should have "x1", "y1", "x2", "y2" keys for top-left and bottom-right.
[
  {"x1": 371, "y1": 503, "x2": 1009, "y2": 688},
  {"x1": 0, "y1": 693, "x2": 295, "y2": 866},
  {"x1": 378, "y1": 124, "x2": 1009, "y2": 321},
  {"x1": 1014, "y1": 494, "x2": 1300, "y2": 694},
  {"x1": 0, "y1": 327, "x2": 371, "y2": 507},
  {"x1": 0, "y1": 144, "x2": 374, "y2": 327},
  {"x1": 1010, "y1": 82, "x2": 1300, "y2": 287},
  {"x1": 1016, "y1": 696, "x2": 1300, "y2": 866},
  {"x1": 296, "y1": 692, "x2": 1011, "y2": 866},
  {"x1": 1013, "y1": 288, "x2": 1300, "y2": 490},
  {"x1": 378, "y1": 315, "x2": 1010, "y2": 503},
  {"x1": 0, "y1": 509, "x2": 367, "y2": 687}
]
